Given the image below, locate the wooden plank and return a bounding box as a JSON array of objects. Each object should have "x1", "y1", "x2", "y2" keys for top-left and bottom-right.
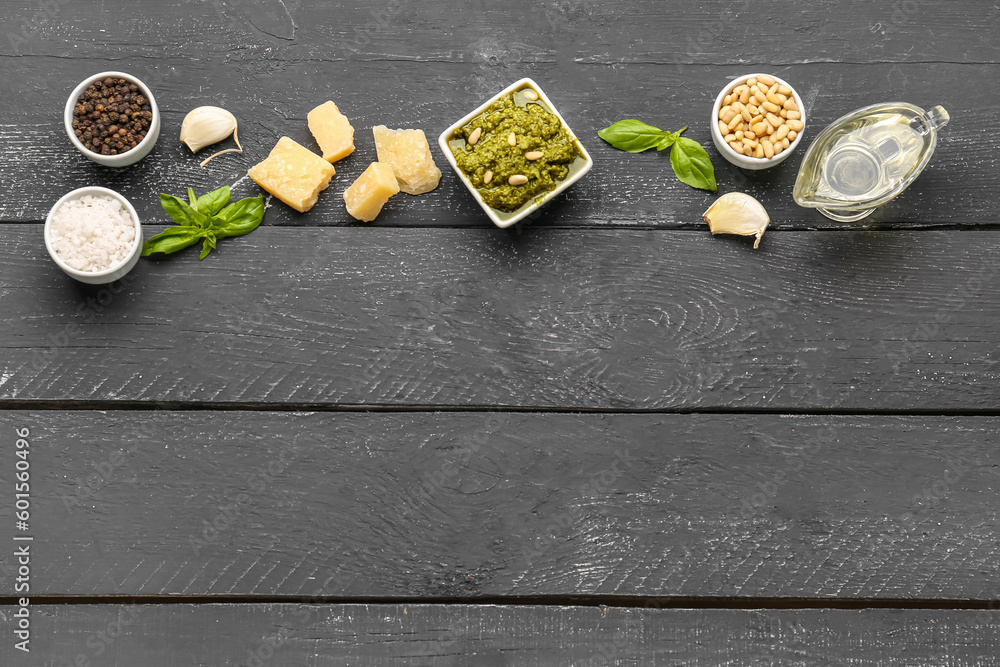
[
  {"x1": 2, "y1": 603, "x2": 999, "y2": 665},
  {"x1": 4, "y1": 0, "x2": 996, "y2": 64},
  {"x1": 0, "y1": 0, "x2": 993, "y2": 229},
  {"x1": 1, "y1": 58, "x2": 989, "y2": 228},
  {"x1": 2, "y1": 226, "x2": 999, "y2": 410},
  {"x1": 1, "y1": 410, "x2": 996, "y2": 599}
]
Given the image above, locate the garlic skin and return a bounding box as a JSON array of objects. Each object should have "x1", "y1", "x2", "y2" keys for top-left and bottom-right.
[
  {"x1": 180, "y1": 106, "x2": 243, "y2": 166},
  {"x1": 703, "y1": 192, "x2": 770, "y2": 249}
]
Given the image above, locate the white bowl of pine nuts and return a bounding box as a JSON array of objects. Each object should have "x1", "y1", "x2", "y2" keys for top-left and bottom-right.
[{"x1": 710, "y1": 73, "x2": 806, "y2": 170}]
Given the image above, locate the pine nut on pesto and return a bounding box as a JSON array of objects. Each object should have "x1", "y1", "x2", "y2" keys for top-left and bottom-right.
[{"x1": 448, "y1": 89, "x2": 583, "y2": 213}]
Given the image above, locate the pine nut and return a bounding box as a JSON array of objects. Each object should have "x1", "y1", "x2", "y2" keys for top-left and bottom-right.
[
  {"x1": 525, "y1": 151, "x2": 543, "y2": 160},
  {"x1": 508, "y1": 132, "x2": 517, "y2": 146},
  {"x1": 508, "y1": 174, "x2": 528, "y2": 185},
  {"x1": 468, "y1": 127, "x2": 482, "y2": 146},
  {"x1": 523, "y1": 89, "x2": 539, "y2": 101},
  {"x1": 719, "y1": 75, "x2": 803, "y2": 159},
  {"x1": 483, "y1": 169, "x2": 493, "y2": 184}
]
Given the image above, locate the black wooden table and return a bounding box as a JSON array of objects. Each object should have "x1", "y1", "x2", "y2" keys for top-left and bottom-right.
[{"x1": 2, "y1": 0, "x2": 998, "y2": 664}]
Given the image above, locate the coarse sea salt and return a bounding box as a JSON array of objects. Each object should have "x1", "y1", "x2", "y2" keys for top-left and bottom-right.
[{"x1": 49, "y1": 195, "x2": 136, "y2": 272}]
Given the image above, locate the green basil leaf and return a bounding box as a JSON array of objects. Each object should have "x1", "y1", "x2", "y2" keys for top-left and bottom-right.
[
  {"x1": 669, "y1": 137, "x2": 717, "y2": 191},
  {"x1": 196, "y1": 186, "x2": 232, "y2": 217},
  {"x1": 212, "y1": 195, "x2": 265, "y2": 238},
  {"x1": 160, "y1": 194, "x2": 212, "y2": 229},
  {"x1": 141, "y1": 226, "x2": 205, "y2": 256},
  {"x1": 188, "y1": 188, "x2": 198, "y2": 210},
  {"x1": 199, "y1": 234, "x2": 217, "y2": 260},
  {"x1": 656, "y1": 131, "x2": 679, "y2": 151},
  {"x1": 597, "y1": 119, "x2": 671, "y2": 153}
]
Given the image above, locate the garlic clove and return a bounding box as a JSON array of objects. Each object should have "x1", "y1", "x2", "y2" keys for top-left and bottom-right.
[
  {"x1": 180, "y1": 106, "x2": 243, "y2": 166},
  {"x1": 702, "y1": 192, "x2": 770, "y2": 249}
]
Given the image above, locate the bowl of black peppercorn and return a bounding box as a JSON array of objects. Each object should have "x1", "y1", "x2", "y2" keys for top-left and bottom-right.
[{"x1": 64, "y1": 71, "x2": 160, "y2": 167}]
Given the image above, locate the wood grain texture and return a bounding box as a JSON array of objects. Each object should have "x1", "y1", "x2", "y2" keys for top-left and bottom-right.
[
  {"x1": 2, "y1": 226, "x2": 999, "y2": 410},
  {"x1": 0, "y1": 0, "x2": 993, "y2": 228},
  {"x1": 3, "y1": 603, "x2": 1000, "y2": 666},
  {"x1": 1, "y1": 410, "x2": 996, "y2": 599}
]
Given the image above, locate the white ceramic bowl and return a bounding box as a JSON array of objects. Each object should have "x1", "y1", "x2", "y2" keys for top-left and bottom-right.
[
  {"x1": 64, "y1": 71, "x2": 160, "y2": 167},
  {"x1": 44, "y1": 186, "x2": 143, "y2": 284},
  {"x1": 710, "y1": 73, "x2": 806, "y2": 170},
  {"x1": 438, "y1": 77, "x2": 592, "y2": 228}
]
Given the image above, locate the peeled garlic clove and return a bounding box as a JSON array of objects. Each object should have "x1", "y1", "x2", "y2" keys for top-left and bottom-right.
[
  {"x1": 703, "y1": 192, "x2": 770, "y2": 249},
  {"x1": 180, "y1": 106, "x2": 243, "y2": 166}
]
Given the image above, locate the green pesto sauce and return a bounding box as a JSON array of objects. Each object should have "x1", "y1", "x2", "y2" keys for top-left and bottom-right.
[{"x1": 450, "y1": 90, "x2": 582, "y2": 213}]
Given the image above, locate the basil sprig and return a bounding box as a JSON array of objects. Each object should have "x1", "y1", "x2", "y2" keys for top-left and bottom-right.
[
  {"x1": 142, "y1": 186, "x2": 265, "y2": 260},
  {"x1": 598, "y1": 120, "x2": 717, "y2": 192}
]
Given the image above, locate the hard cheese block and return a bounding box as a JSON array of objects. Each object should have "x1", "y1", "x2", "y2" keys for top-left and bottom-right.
[
  {"x1": 372, "y1": 125, "x2": 442, "y2": 195},
  {"x1": 248, "y1": 137, "x2": 336, "y2": 213},
  {"x1": 343, "y1": 162, "x2": 400, "y2": 222},
  {"x1": 307, "y1": 101, "x2": 355, "y2": 163}
]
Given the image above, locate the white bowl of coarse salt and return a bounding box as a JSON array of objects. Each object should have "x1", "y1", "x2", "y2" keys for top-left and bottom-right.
[{"x1": 44, "y1": 187, "x2": 143, "y2": 284}]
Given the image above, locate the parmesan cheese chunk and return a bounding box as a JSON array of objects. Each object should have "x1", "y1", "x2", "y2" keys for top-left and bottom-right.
[
  {"x1": 307, "y1": 101, "x2": 355, "y2": 163},
  {"x1": 343, "y1": 162, "x2": 400, "y2": 222},
  {"x1": 372, "y1": 125, "x2": 442, "y2": 195},
  {"x1": 248, "y1": 136, "x2": 335, "y2": 213}
]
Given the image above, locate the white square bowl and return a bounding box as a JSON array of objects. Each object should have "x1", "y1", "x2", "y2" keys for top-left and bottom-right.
[{"x1": 437, "y1": 78, "x2": 592, "y2": 228}]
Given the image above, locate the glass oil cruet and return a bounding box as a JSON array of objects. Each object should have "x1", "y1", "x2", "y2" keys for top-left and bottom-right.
[{"x1": 792, "y1": 103, "x2": 949, "y2": 222}]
